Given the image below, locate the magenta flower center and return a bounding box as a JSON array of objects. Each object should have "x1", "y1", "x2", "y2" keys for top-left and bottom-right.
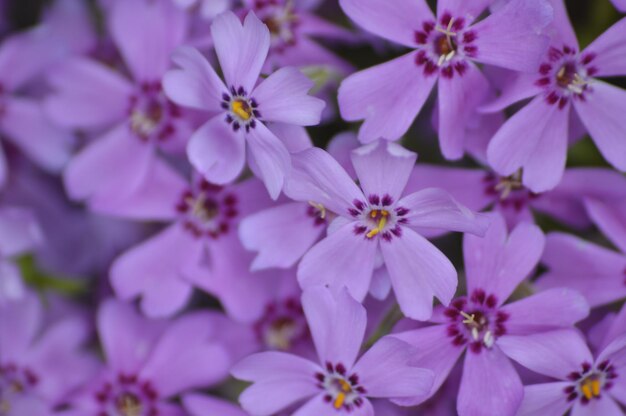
[
  {"x1": 483, "y1": 171, "x2": 539, "y2": 211},
  {"x1": 0, "y1": 363, "x2": 38, "y2": 415},
  {"x1": 128, "y1": 81, "x2": 181, "y2": 142},
  {"x1": 175, "y1": 180, "x2": 238, "y2": 239},
  {"x1": 564, "y1": 361, "x2": 618, "y2": 404},
  {"x1": 413, "y1": 12, "x2": 477, "y2": 78},
  {"x1": 222, "y1": 86, "x2": 261, "y2": 133},
  {"x1": 94, "y1": 373, "x2": 159, "y2": 416},
  {"x1": 536, "y1": 45, "x2": 597, "y2": 109},
  {"x1": 254, "y1": 0, "x2": 300, "y2": 52},
  {"x1": 315, "y1": 363, "x2": 366, "y2": 412},
  {"x1": 254, "y1": 297, "x2": 308, "y2": 350},
  {"x1": 444, "y1": 289, "x2": 510, "y2": 353},
  {"x1": 349, "y1": 194, "x2": 408, "y2": 241}
]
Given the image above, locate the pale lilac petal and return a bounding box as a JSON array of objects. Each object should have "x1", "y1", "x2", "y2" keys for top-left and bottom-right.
[
  {"x1": 538, "y1": 232, "x2": 626, "y2": 307},
  {"x1": 517, "y1": 382, "x2": 573, "y2": 416},
  {"x1": 437, "y1": 0, "x2": 491, "y2": 20},
  {"x1": 351, "y1": 140, "x2": 416, "y2": 202},
  {"x1": 163, "y1": 46, "x2": 228, "y2": 113},
  {"x1": 232, "y1": 351, "x2": 320, "y2": 382},
  {"x1": 239, "y1": 380, "x2": 318, "y2": 416},
  {"x1": 293, "y1": 394, "x2": 374, "y2": 416},
  {"x1": 97, "y1": 299, "x2": 166, "y2": 373},
  {"x1": 110, "y1": 223, "x2": 203, "y2": 317},
  {"x1": 246, "y1": 122, "x2": 291, "y2": 199},
  {"x1": 0, "y1": 294, "x2": 41, "y2": 360},
  {"x1": 498, "y1": 330, "x2": 593, "y2": 379},
  {"x1": 464, "y1": 214, "x2": 544, "y2": 303},
  {"x1": 597, "y1": 335, "x2": 626, "y2": 374},
  {"x1": 1, "y1": 97, "x2": 73, "y2": 172},
  {"x1": 392, "y1": 325, "x2": 463, "y2": 403},
  {"x1": 63, "y1": 125, "x2": 153, "y2": 201},
  {"x1": 584, "y1": 198, "x2": 626, "y2": 254},
  {"x1": 268, "y1": 123, "x2": 312, "y2": 153},
  {"x1": 457, "y1": 347, "x2": 523, "y2": 416},
  {"x1": 583, "y1": 18, "x2": 626, "y2": 77},
  {"x1": 251, "y1": 67, "x2": 325, "y2": 126},
  {"x1": 571, "y1": 396, "x2": 623, "y2": 416},
  {"x1": 353, "y1": 337, "x2": 433, "y2": 400},
  {"x1": 438, "y1": 62, "x2": 490, "y2": 160},
  {"x1": 0, "y1": 207, "x2": 42, "y2": 257},
  {"x1": 211, "y1": 11, "x2": 270, "y2": 93},
  {"x1": 327, "y1": 132, "x2": 359, "y2": 179},
  {"x1": 369, "y1": 267, "x2": 392, "y2": 300},
  {"x1": 239, "y1": 202, "x2": 325, "y2": 270},
  {"x1": 501, "y1": 288, "x2": 589, "y2": 335},
  {"x1": 574, "y1": 81, "x2": 626, "y2": 171},
  {"x1": 45, "y1": 58, "x2": 133, "y2": 129},
  {"x1": 0, "y1": 261, "x2": 25, "y2": 303},
  {"x1": 141, "y1": 313, "x2": 230, "y2": 396},
  {"x1": 381, "y1": 226, "x2": 457, "y2": 320},
  {"x1": 183, "y1": 394, "x2": 247, "y2": 416},
  {"x1": 270, "y1": 35, "x2": 353, "y2": 74},
  {"x1": 298, "y1": 13, "x2": 354, "y2": 41},
  {"x1": 613, "y1": 0, "x2": 626, "y2": 11},
  {"x1": 543, "y1": 0, "x2": 578, "y2": 48},
  {"x1": 479, "y1": 72, "x2": 542, "y2": 113},
  {"x1": 285, "y1": 147, "x2": 364, "y2": 215},
  {"x1": 301, "y1": 286, "x2": 367, "y2": 368},
  {"x1": 110, "y1": 0, "x2": 187, "y2": 81},
  {"x1": 487, "y1": 96, "x2": 569, "y2": 193},
  {"x1": 471, "y1": 0, "x2": 552, "y2": 71},
  {"x1": 187, "y1": 116, "x2": 246, "y2": 185},
  {"x1": 399, "y1": 188, "x2": 490, "y2": 235},
  {"x1": 339, "y1": 0, "x2": 433, "y2": 47},
  {"x1": 338, "y1": 52, "x2": 437, "y2": 144},
  {"x1": 140, "y1": 278, "x2": 195, "y2": 319}
]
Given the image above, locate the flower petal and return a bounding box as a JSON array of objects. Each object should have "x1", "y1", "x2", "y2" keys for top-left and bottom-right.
[
  {"x1": 381, "y1": 226, "x2": 457, "y2": 320},
  {"x1": 211, "y1": 11, "x2": 270, "y2": 93},
  {"x1": 574, "y1": 81, "x2": 626, "y2": 171},
  {"x1": 187, "y1": 116, "x2": 246, "y2": 186},
  {"x1": 251, "y1": 67, "x2": 325, "y2": 126},
  {"x1": 0, "y1": 207, "x2": 42, "y2": 257},
  {"x1": 183, "y1": 394, "x2": 247, "y2": 416},
  {"x1": 351, "y1": 140, "x2": 416, "y2": 203},
  {"x1": 517, "y1": 382, "x2": 573, "y2": 416},
  {"x1": 246, "y1": 122, "x2": 291, "y2": 199},
  {"x1": 584, "y1": 198, "x2": 626, "y2": 254},
  {"x1": 338, "y1": 52, "x2": 437, "y2": 144},
  {"x1": 0, "y1": 293, "x2": 41, "y2": 361},
  {"x1": 293, "y1": 394, "x2": 374, "y2": 416},
  {"x1": 457, "y1": 347, "x2": 523, "y2": 416},
  {"x1": 239, "y1": 379, "x2": 319, "y2": 416},
  {"x1": 232, "y1": 351, "x2": 320, "y2": 382},
  {"x1": 571, "y1": 397, "x2": 623, "y2": 416},
  {"x1": 339, "y1": 0, "x2": 433, "y2": 47},
  {"x1": 163, "y1": 46, "x2": 228, "y2": 113},
  {"x1": 583, "y1": 18, "x2": 626, "y2": 78},
  {"x1": 437, "y1": 0, "x2": 491, "y2": 21}
]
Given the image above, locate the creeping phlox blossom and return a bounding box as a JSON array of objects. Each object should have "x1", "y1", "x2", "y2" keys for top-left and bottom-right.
[
  {"x1": 163, "y1": 11, "x2": 325, "y2": 199},
  {"x1": 65, "y1": 299, "x2": 230, "y2": 416},
  {"x1": 486, "y1": 1, "x2": 626, "y2": 191},
  {"x1": 45, "y1": 0, "x2": 193, "y2": 205},
  {"x1": 338, "y1": 0, "x2": 553, "y2": 159},
  {"x1": 287, "y1": 139, "x2": 489, "y2": 320},
  {"x1": 232, "y1": 287, "x2": 434, "y2": 415},
  {"x1": 393, "y1": 213, "x2": 590, "y2": 416}
]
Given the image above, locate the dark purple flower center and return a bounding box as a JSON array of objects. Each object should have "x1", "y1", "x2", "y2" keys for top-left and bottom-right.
[
  {"x1": 315, "y1": 362, "x2": 366, "y2": 412},
  {"x1": 564, "y1": 361, "x2": 618, "y2": 405},
  {"x1": 444, "y1": 289, "x2": 509, "y2": 353},
  {"x1": 94, "y1": 373, "x2": 159, "y2": 416},
  {"x1": 128, "y1": 81, "x2": 181, "y2": 142},
  {"x1": 349, "y1": 194, "x2": 408, "y2": 242},
  {"x1": 0, "y1": 363, "x2": 38, "y2": 414},
  {"x1": 222, "y1": 86, "x2": 261, "y2": 133},
  {"x1": 254, "y1": 297, "x2": 308, "y2": 350},
  {"x1": 175, "y1": 179, "x2": 238, "y2": 239},
  {"x1": 483, "y1": 171, "x2": 539, "y2": 211},
  {"x1": 413, "y1": 12, "x2": 477, "y2": 78},
  {"x1": 253, "y1": 0, "x2": 301, "y2": 52},
  {"x1": 535, "y1": 45, "x2": 597, "y2": 109}
]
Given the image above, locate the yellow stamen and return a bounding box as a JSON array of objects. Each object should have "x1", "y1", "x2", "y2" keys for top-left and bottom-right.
[
  {"x1": 581, "y1": 382, "x2": 593, "y2": 400},
  {"x1": 370, "y1": 210, "x2": 378, "y2": 218},
  {"x1": 339, "y1": 379, "x2": 352, "y2": 392},
  {"x1": 366, "y1": 213, "x2": 388, "y2": 238},
  {"x1": 591, "y1": 379, "x2": 601, "y2": 397},
  {"x1": 308, "y1": 201, "x2": 326, "y2": 219},
  {"x1": 232, "y1": 100, "x2": 252, "y2": 121},
  {"x1": 460, "y1": 311, "x2": 476, "y2": 326},
  {"x1": 334, "y1": 392, "x2": 346, "y2": 409}
]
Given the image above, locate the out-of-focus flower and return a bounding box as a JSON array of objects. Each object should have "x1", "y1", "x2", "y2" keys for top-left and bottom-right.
[
  {"x1": 486, "y1": 1, "x2": 626, "y2": 191},
  {"x1": 184, "y1": 394, "x2": 248, "y2": 416},
  {"x1": 288, "y1": 139, "x2": 488, "y2": 320},
  {"x1": 393, "y1": 213, "x2": 589, "y2": 416},
  {"x1": 232, "y1": 287, "x2": 434, "y2": 415},
  {"x1": 338, "y1": 0, "x2": 552, "y2": 159},
  {"x1": 174, "y1": 0, "x2": 233, "y2": 20},
  {"x1": 163, "y1": 11, "x2": 325, "y2": 199}
]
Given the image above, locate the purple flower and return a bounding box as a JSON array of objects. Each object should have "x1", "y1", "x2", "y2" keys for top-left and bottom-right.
[
  {"x1": 288, "y1": 140, "x2": 489, "y2": 319},
  {"x1": 537, "y1": 196, "x2": 626, "y2": 307},
  {"x1": 64, "y1": 299, "x2": 230, "y2": 415},
  {"x1": 501, "y1": 329, "x2": 626, "y2": 416},
  {"x1": 612, "y1": 0, "x2": 626, "y2": 11},
  {"x1": 232, "y1": 287, "x2": 434, "y2": 415},
  {"x1": 0, "y1": 293, "x2": 96, "y2": 414},
  {"x1": 174, "y1": 0, "x2": 233, "y2": 20},
  {"x1": 45, "y1": 0, "x2": 192, "y2": 204},
  {"x1": 184, "y1": 394, "x2": 248, "y2": 416},
  {"x1": 163, "y1": 11, "x2": 325, "y2": 199},
  {"x1": 486, "y1": 2, "x2": 626, "y2": 191},
  {"x1": 392, "y1": 213, "x2": 589, "y2": 415},
  {"x1": 338, "y1": 0, "x2": 552, "y2": 159}
]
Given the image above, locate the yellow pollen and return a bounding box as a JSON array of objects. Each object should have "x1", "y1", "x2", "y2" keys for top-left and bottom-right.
[
  {"x1": 232, "y1": 99, "x2": 253, "y2": 121},
  {"x1": 366, "y1": 211, "x2": 388, "y2": 238},
  {"x1": 580, "y1": 378, "x2": 602, "y2": 400},
  {"x1": 339, "y1": 379, "x2": 352, "y2": 392},
  {"x1": 370, "y1": 210, "x2": 378, "y2": 218},
  {"x1": 460, "y1": 311, "x2": 477, "y2": 326},
  {"x1": 581, "y1": 382, "x2": 593, "y2": 400},
  {"x1": 592, "y1": 379, "x2": 601, "y2": 396},
  {"x1": 334, "y1": 392, "x2": 346, "y2": 409}
]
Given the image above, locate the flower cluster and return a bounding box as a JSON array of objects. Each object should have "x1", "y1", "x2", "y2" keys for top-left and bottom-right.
[{"x1": 1, "y1": 0, "x2": 626, "y2": 415}]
